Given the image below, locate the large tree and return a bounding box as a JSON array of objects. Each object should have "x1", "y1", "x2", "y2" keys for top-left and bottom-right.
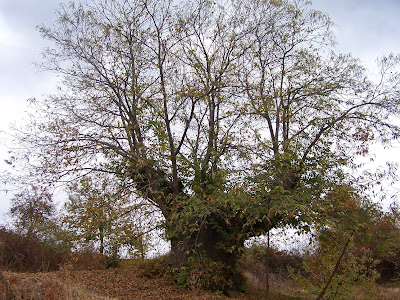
[{"x1": 8, "y1": 0, "x2": 400, "y2": 290}]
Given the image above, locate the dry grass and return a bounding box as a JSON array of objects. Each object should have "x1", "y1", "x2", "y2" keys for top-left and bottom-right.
[
  {"x1": 2, "y1": 262, "x2": 399, "y2": 300},
  {"x1": 0, "y1": 267, "x2": 227, "y2": 300},
  {"x1": 239, "y1": 255, "x2": 309, "y2": 300},
  {"x1": 0, "y1": 269, "x2": 114, "y2": 300},
  {"x1": 0, "y1": 262, "x2": 304, "y2": 300},
  {"x1": 378, "y1": 286, "x2": 400, "y2": 300},
  {"x1": 352, "y1": 284, "x2": 400, "y2": 300}
]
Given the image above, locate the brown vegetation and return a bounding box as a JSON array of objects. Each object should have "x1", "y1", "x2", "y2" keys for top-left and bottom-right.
[
  {"x1": 1, "y1": 253, "x2": 400, "y2": 300},
  {"x1": 0, "y1": 228, "x2": 66, "y2": 273},
  {"x1": 0, "y1": 266, "x2": 227, "y2": 299},
  {"x1": 1, "y1": 226, "x2": 400, "y2": 299}
]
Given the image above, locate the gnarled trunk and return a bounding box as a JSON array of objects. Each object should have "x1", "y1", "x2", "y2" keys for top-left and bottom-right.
[{"x1": 167, "y1": 211, "x2": 246, "y2": 293}]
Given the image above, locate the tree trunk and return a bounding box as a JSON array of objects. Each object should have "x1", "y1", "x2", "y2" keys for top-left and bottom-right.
[
  {"x1": 99, "y1": 227, "x2": 104, "y2": 255},
  {"x1": 168, "y1": 213, "x2": 244, "y2": 294},
  {"x1": 169, "y1": 226, "x2": 240, "y2": 266},
  {"x1": 264, "y1": 225, "x2": 270, "y2": 300},
  {"x1": 170, "y1": 236, "x2": 188, "y2": 268}
]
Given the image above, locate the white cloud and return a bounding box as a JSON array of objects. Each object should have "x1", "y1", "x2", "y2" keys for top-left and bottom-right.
[{"x1": 0, "y1": 16, "x2": 22, "y2": 48}]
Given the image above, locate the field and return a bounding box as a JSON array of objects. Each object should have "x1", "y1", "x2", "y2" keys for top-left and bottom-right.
[
  {"x1": 0, "y1": 257, "x2": 308, "y2": 300},
  {"x1": 0, "y1": 268, "x2": 224, "y2": 299},
  {"x1": 0, "y1": 267, "x2": 261, "y2": 300},
  {"x1": 2, "y1": 253, "x2": 400, "y2": 300},
  {"x1": 2, "y1": 259, "x2": 400, "y2": 300}
]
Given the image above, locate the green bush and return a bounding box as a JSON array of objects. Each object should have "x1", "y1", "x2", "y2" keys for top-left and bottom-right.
[
  {"x1": 136, "y1": 254, "x2": 242, "y2": 294},
  {"x1": 176, "y1": 256, "x2": 237, "y2": 294},
  {"x1": 290, "y1": 245, "x2": 379, "y2": 299}
]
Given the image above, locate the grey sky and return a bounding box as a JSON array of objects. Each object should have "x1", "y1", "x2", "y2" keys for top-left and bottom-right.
[
  {"x1": 0, "y1": 0, "x2": 400, "y2": 222},
  {"x1": 0, "y1": 0, "x2": 64, "y2": 222},
  {"x1": 0, "y1": 0, "x2": 63, "y2": 129},
  {"x1": 313, "y1": 0, "x2": 400, "y2": 66}
]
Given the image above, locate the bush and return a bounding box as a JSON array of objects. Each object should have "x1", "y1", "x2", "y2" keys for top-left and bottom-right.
[
  {"x1": 103, "y1": 254, "x2": 120, "y2": 269},
  {"x1": 244, "y1": 244, "x2": 303, "y2": 274},
  {"x1": 137, "y1": 254, "x2": 239, "y2": 294},
  {"x1": 0, "y1": 228, "x2": 66, "y2": 272},
  {"x1": 290, "y1": 244, "x2": 379, "y2": 299},
  {"x1": 137, "y1": 255, "x2": 173, "y2": 279},
  {"x1": 176, "y1": 256, "x2": 239, "y2": 294},
  {"x1": 66, "y1": 247, "x2": 105, "y2": 271}
]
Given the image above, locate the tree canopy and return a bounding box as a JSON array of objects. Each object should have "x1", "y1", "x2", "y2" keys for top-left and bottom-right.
[{"x1": 9, "y1": 185, "x2": 56, "y2": 240}]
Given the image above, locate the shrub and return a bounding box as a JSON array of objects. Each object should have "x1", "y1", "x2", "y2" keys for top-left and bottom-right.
[
  {"x1": 137, "y1": 255, "x2": 173, "y2": 279},
  {"x1": 137, "y1": 254, "x2": 239, "y2": 294},
  {"x1": 290, "y1": 244, "x2": 379, "y2": 299},
  {"x1": 244, "y1": 244, "x2": 304, "y2": 274},
  {"x1": 102, "y1": 251, "x2": 121, "y2": 269},
  {"x1": 0, "y1": 227, "x2": 66, "y2": 272},
  {"x1": 176, "y1": 256, "x2": 238, "y2": 294},
  {"x1": 66, "y1": 247, "x2": 105, "y2": 271}
]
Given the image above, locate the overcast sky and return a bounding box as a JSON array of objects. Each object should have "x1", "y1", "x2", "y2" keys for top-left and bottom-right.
[{"x1": 0, "y1": 0, "x2": 400, "y2": 222}]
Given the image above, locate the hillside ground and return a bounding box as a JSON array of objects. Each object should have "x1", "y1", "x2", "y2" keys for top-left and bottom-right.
[
  {"x1": 0, "y1": 257, "x2": 306, "y2": 300},
  {"x1": 2, "y1": 257, "x2": 400, "y2": 300}
]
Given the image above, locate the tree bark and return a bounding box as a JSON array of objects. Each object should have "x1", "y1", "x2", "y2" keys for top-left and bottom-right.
[
  {"x1": 264, "y1": 223, "x2": 270, "y2": 300},
  {"x1": 99, "y1": 227, "x2": 104, "y2": 255},
  {"x1": 168, "y1": 212, "x2": 245, "y2": 293}
]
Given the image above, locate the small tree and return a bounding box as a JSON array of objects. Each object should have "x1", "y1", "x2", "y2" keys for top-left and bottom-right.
[
  {"x1": 9, "y1": 185, "x2": 57, "y2": 240},
  {"x1": 64, "y1": 173, "x2": 150, "y2": 258},
  {"x1": 292, "y1": 185, "x2": 380, "y2": 299}
]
